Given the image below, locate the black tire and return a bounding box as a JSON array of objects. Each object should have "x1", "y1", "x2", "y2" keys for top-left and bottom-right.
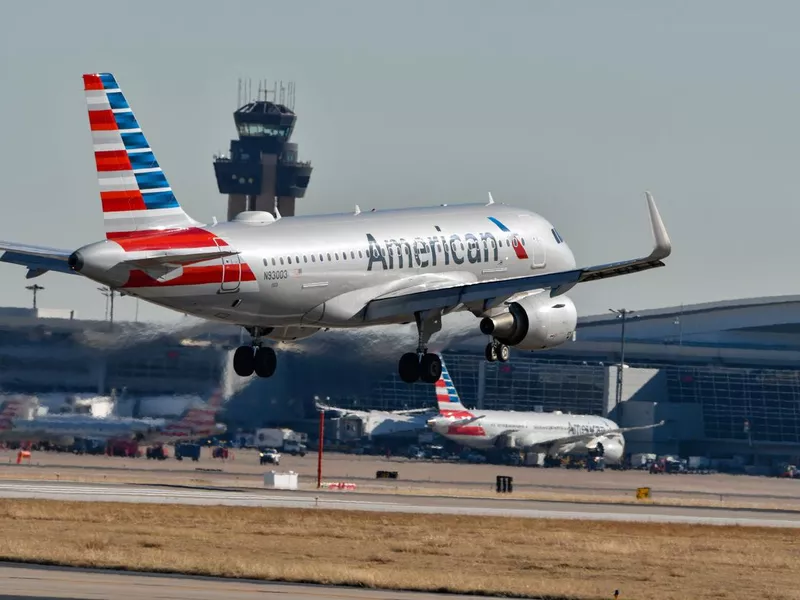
[
  {"x1": 233, "y1": 346, "x2": 255, "y2": 377},
  {"x1": 398, "y1": 352, "x2": 420, "y2": 383},
  {"x1": 254, "y1": 346, "x2": 277, "y2": 378},
  {"x1": 485, "y1": 343, "x2": 498, "y2": 362},
  {"x1": 419, "y1": 353, "x2": 442, "y2": 383},
  {"x1": 498, "y1": 344, "x2": 510, "y2": 362}
]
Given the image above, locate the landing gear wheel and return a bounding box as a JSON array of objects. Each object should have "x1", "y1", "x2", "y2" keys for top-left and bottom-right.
[
  {"x1": 398, "y1": 352, "x2": 420, "y2": 384},
  {"x1": 254, "y1": 346, "x2": 277, "y2": 378},
  {"x1": 419, "y1": 353, "x2": 442, "y2": 383},
  {"x1": 497, "y1": 344, "x2": 510, "y2": 362},
  {"x1": 233, "y1": 346, "x2": 255, "y2": 377},
  {"x1": 485, "y1": 343, "x2": 498, "y2": 362}
]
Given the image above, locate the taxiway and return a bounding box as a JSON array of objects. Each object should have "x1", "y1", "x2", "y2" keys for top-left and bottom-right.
[
  {"x1": 0, "y1": 480, "x2": 799, "y2": 528},
  {"x1": 0, "y1": 562, "x2": 484, "y2": 600}
]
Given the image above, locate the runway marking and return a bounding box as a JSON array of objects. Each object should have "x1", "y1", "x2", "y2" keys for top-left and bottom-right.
[{"x1": 0, "y1": 481, "x2": 798, "y2": 528}]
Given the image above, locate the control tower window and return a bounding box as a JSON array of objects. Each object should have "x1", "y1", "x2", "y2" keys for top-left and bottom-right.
[{"x1": 236, "y1": 123, "x2": 288, "y2": 138}]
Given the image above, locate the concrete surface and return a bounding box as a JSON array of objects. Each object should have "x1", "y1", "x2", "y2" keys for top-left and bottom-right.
[
  {"x1": 2, "y1": 448, "x2": 800, "y2": 504},
  {"x1": 0, "y1": 562, "x2": 485, "y2": 599},
  {"x1": 1, "y1": 480, "x2": 799, "y2": 527}
]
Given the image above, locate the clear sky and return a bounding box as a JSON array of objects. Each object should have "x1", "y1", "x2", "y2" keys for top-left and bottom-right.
[{"x1": 1, "y1": 1, "x2": 799, "y2": 323}]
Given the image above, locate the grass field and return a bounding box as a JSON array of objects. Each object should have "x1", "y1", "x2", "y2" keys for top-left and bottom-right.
[{"x1": 0, "y1": 499, "x2": 798, "y2": 599}]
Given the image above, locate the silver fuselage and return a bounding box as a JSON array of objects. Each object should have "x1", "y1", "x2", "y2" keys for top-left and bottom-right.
[{"x1": 83, "y1": 203, "x2": 576, "y2": 331}]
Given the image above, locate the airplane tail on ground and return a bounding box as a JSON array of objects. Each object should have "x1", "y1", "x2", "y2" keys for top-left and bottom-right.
[
  {"x1": 435, "y1": 356, "x2": 474, "y2": 418},
  {"x1": 83, "y1": 73, "x2": 199, "y2": 241},
  {"x1": 159, "y1": 389, "x2": 226, "y2": 440},
  {"x1": 0, "y1": 396, "x2": 32, "y2": 431}
]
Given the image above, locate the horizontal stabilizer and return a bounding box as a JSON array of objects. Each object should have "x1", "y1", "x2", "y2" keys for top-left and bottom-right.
[
  {"x1": 0, "y1": 241, "x2": 75, "y2": 278},
  {"x1": 123, "y1": 249, "x2": 239, "y2": 269}
]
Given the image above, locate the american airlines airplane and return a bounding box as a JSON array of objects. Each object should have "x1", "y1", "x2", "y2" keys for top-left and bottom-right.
[
  {"x1": 0, "y1": 391, "x2": 226, "y2": 447},
  {"x1": 0, "y1": 73, "x2": 672, "y2": 384},
  {"x1": 425, "y1": 356, "x2": 664, "y2": 465}
]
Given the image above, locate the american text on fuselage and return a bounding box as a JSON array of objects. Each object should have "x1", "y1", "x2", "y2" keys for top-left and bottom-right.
[{"x1": 227, "y1": 207, "x2": 579, "y2": 385}]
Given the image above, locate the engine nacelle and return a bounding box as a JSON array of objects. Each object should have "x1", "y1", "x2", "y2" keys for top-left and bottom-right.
[
  {"x1": 264, "y1": 326, "x2": 321, "y2": 342},
  {"x1": 479, "y1": 293, "x2": 577, "y2": 351}
]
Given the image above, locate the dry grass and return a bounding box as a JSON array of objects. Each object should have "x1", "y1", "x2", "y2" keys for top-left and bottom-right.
[{"x1": 0, "y1": 499, "x2": 798, "y2": 599}]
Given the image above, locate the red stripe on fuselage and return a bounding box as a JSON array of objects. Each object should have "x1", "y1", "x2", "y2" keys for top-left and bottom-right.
[
  {"x1": 447, "y1": 425, "x2": 485, "y2": 436},
  {"x1": 88, "y1": 109, "x2": 118, "y2": 131},
  {"x1": 123, "y1": 263, "x2": 256, "y2": 288},
  {"x1": 101, "y1": 190, "x2": 147, "y2": 212},
  {"x1": 108, "y1": 228, "x2": 228, "y2": 250},
  {"x1": 83, "y1": 74, "x2": 103, "y2": 91},
  {"x1": 95, "y1": 150, "x2": 132, "y2": 172},
  {"x1": 440, "y1": 409, "x2": 474, "y2": 419}
]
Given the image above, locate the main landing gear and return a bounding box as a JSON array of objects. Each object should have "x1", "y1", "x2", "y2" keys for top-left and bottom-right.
[
  {"x1": 233, "y1": 327, "x2": 276, "y2": 378},
  {"x1": 484, "y1": 339, "x2": 510, "y2": 363},
  {"x1": 398, "y1": 310, "x2": 444, "y2": 384}
]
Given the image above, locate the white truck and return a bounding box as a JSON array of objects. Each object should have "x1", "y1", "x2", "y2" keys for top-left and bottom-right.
[{"x1": 254, "y1": 428, "x2": 308, "y2": 456}]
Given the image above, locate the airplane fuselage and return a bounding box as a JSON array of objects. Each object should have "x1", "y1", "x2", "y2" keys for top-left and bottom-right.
[
  {"x1": 76, "y1": 203, "x2": 576, "y2": 332},
  {"x1": 429, "y1": 410, "x2": 625, "y2": 462}
]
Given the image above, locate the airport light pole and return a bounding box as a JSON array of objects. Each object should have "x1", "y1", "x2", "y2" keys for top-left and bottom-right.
[
  {"x1": 316, "y1": 408, "x2": 325, "y2": 489},
  {"x1": 609, "y1": 308, "x2": 636, "y2": 416},
  {"x1": 25, "y1": 284, "x2": 44, "y2": 310},
  {"x1": 98, "y1": 286, "x2": 117, "y2": 327}
]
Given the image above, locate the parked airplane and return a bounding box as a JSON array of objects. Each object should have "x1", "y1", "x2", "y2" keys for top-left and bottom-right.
[
  {"x1": 425, "y1": 357, "x2": 664, "y2": 465},
  {"x1": 0, "y1": 391, "x2": 226, "y2": 447},
  {"x1": 316, "y1": 400, "x2": 435, "y2": 439},
  {"x1": 0, "y1": 73, "x2": 672, "y2": 384}
]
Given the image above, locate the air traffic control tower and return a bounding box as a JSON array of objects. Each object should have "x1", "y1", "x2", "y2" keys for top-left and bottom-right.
[{"x1": 213, "y1": 81, "x2": 312, "y2": 220}]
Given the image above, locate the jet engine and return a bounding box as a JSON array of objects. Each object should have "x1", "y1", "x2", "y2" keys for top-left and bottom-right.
[
  {"x1": 264, "y1": 326, "x2": 321, "y2": 342},
  {"x1": 592, "y1": 436, "x2": 624, "y2": 465},
  {"x1": 479, "y1": 293, "x2": 577, "y2": 351}
]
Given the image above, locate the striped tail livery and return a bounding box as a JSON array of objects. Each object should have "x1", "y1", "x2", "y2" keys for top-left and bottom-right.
[
  {"x1": 83, "y1": 73, "x2": 199, "y2": 240},
  {"x1": 435, "y1": 357, "x2": 474, "y2": 419}
]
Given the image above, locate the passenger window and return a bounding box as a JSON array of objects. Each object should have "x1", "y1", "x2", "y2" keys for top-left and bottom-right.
[
  {"x1": 272, "y1": 258, "x2": 276, "y2": 266},
  {"x1": 335, "y1": 253, "x2": 340, "y2": 260},
  {"x1": 303, "y1": 255, "x2": 308, "y2": 263},
  {"x1": 280, "y1": 257, "x2": 284, "y2": 265},
  {"x1": 327, "y1": 253, "x2": 332, "y2": 261},
  {"x1": 319, "y1": 254, "x2": 324, "y2": 261},
  {"x1": 351, "y1": 251, "x2": 355, "y2": 259},
  {"x1": 262, "y1": 258, "x2": 268, "y2": 266},
  {"x1": 287, "y1": 257, "x2": 292, "y2": 264},
  {"x1": 311, "y1": 255, "x2": 316, "y2": 262},
  {"x1": 359, "y1": 250, "x2": 363, "y2": 258}
]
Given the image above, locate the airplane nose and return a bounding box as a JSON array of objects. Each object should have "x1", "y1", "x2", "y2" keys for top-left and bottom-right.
[{"x1": 68, "y1": 250, "x2": 84, "y2": 273}]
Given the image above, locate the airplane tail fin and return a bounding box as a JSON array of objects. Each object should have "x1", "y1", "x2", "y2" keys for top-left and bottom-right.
[
  {"x1": 435, "y1": 356, "x2": 473, "y2": 417},
  {"x1": 83, "y1": 73, "x2": 199, "y2": 241},
  {"x1": 0, "y1": 396, "x2": 32, "y2": 431},
  {"x1": 160, "y1": 389, "x2": 226, "y2": 439}
]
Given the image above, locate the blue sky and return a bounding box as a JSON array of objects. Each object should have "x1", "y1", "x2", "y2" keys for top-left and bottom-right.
[{"x1": 2, "y1": 1, "x2": 799, "y2": 322}]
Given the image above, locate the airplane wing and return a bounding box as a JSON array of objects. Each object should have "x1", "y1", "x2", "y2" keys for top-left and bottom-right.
[
  {"x1": 0, "y1": 241, "x2": 76, "y2": 279},
  {"x1": 364, "y1": 192, "x2": 670, "y2": 321}
]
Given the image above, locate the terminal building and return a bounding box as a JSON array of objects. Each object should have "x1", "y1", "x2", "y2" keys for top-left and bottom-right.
[{"x1": 3, "y1": 295, "x2": 800, "y2": 465}]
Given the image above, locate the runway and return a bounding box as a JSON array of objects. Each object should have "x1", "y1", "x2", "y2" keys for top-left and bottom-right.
[
  {"x1": 1, "y1": 480, "x2": 799, "y2": 528},
  {"x1": 0, "y1": 563, "x2": 484, "y2": 600}
]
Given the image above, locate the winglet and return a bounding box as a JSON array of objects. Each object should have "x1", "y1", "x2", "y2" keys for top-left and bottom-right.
[
  {"x1": 486, "y1": 192, "x2": 495, "y2": 206},
  {"x1": 354, "y1": 204, "x2": 361, "y2": 215},
  {"x1": 645, "y1": 191, "x2": 671, "y2": 261}
]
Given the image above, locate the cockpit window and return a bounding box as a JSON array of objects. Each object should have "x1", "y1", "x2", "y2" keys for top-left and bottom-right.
[{"x1": 551, "y1": 228, "x2": 564, "y2": 244}]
